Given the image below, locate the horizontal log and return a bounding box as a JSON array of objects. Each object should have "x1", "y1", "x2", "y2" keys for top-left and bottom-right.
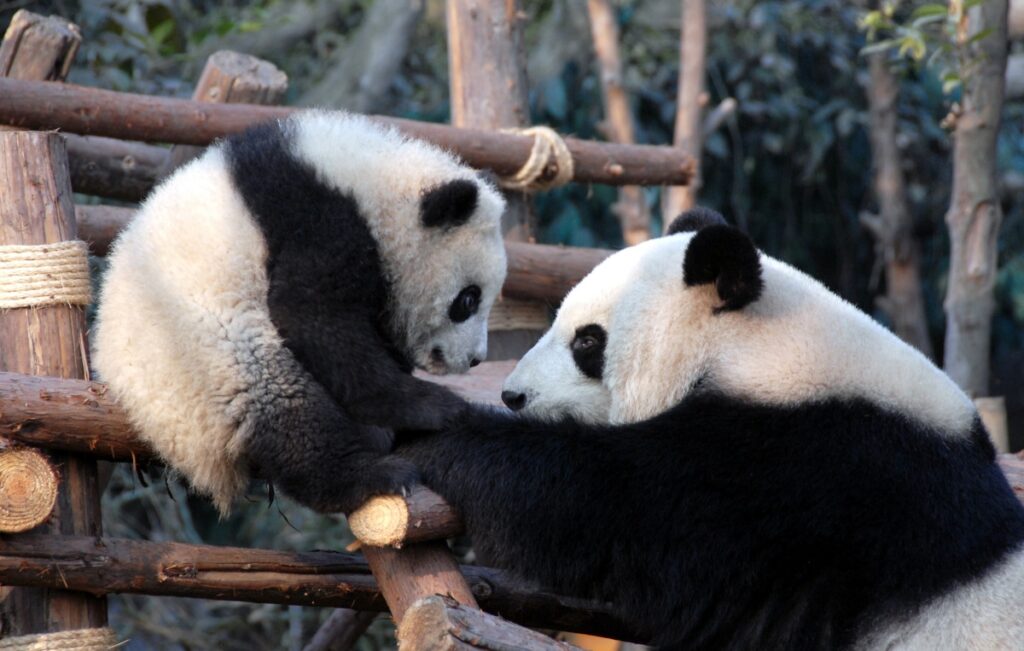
[
  {"x1": 0, "y1": 534, "x2": 639, "y2": 641},
  {"x1": 0, "y1": 78, "x2": 693, "y2": 187},
  {"x1": 72, "y1": 204, "x2": 609, "y2": 303},
  {"x1": 65, "y1": 134, "x2": 166, "y2": 202}
]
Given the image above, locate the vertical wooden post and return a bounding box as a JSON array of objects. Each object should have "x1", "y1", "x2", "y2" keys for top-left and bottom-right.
[
  {"x1": 447, "y1": 0, "x2": 547, "y2": 360},
  {"x1": 0, "y1": 132, "x2": 107, "y2": 635},
  {"x1": 0, "y1": 10, "x2": 80, "y2": 82},
  {"x1": 587, "y1": 0, "x2": 651, "y2": 246},
  {"x1": 160, "y1": 50, "x2": 288, "y2": 177},
  {"x1": 447, "y1": 0, "x2": 533, "y2": 242},
  {"x1": 662, "y1": 0, "x2": 707, "y2": 223},
  {"x1": 362, "y1": 542, "x2": 478, "y2": 625},
  {"x1": 0, "y1": 11, "x2": 106, "y2": 637}
]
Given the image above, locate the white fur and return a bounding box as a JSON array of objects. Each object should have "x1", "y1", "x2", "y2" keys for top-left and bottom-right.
[
  {"x1": 290, "y1": 112, "x2": 507, "y2": 373},
  {"x1": 505, "y1": 233, "x2": 975, "y2": 435},
  {"x1": 855, "y1": 546, "x2": 1024, "y2": 650},
  {"x1": 94, "y1": 112, "x2": 507, "y2": 512}
]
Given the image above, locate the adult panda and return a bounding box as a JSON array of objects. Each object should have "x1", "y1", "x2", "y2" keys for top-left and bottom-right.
[
  {"x1": 93, "y1": 111, "x2": 507, "y2": 515},
  {"x1": 396, "y1": 208, "x2": 1024, "y2": 650}
]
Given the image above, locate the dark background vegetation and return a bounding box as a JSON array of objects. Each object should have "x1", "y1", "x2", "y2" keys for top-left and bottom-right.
[{"x1": 4, "y1": 0, "x2": 1023, "y2": 648}]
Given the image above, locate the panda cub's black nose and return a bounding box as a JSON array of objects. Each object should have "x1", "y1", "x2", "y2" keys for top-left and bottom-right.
[
  {"x1": 501, "y1": 390, "x2": 527, "y2": 411},
  {"x1": 470, "y1": 358, "x2": 481, "y2": 367}
]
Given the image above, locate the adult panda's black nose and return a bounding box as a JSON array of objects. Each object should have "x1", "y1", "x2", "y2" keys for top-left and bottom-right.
[
  {"x1": 470, "y1": 358, "x2": 481, "y2": 367},
  {"x1": 501, "y1": 390, "x2": 527, "y2": 411}
]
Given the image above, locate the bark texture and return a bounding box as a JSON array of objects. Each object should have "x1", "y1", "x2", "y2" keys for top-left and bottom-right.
[
  {"x1": 862, "y1": 54, "x2": 933, "y2": 357},
  {"x1": 587, "y1": 0, "x2": 651, "y2": 245},
  {"x1": 662, "y1": 0, "x2": 707, "y2": 223},
  {"x1": 943, "y1": 0, "x2": 1009, "y2": 396}
]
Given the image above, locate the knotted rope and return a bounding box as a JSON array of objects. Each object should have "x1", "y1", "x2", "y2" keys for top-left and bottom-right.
[
  {"x1": 497, "y1": 126, "x2": 575, "y2": 192},
  {"x1": 0, "y1": 627, "x2": 121, "y2": 650},
  {"x1": 0, "y1": 241, "x2": 91, "y2": 309}
]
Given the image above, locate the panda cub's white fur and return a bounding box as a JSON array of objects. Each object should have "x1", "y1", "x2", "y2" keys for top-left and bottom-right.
[{"x1": 94, "y1": 111, "x2": 506, "y2": 514}]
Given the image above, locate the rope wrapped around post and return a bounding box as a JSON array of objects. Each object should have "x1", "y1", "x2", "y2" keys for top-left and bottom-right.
[
  {"x1": 0, "y1": 627, "x2": 121, "y2": 650},
  {"x1": 0, "y1": 240, "x2": 91, "y2": 308}
]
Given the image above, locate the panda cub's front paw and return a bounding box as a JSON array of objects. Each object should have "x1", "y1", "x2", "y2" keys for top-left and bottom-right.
[{"x1": 343, "y1": 456, "x2": 421, "y2": 514}]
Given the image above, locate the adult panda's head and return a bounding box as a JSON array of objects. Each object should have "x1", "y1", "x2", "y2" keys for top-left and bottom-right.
[
  {"x1": 503, "y1": 208, "x2": 975, "y2": 434},
  {"x1": 288, "y1": 112, "x2": 507, "y2": 374}
]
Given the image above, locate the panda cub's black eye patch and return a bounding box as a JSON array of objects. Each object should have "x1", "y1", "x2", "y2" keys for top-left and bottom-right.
[
  {"x1": 450, "y1": 285, "x2": 482, "y2": 323},
  {"x1": 571, "y1": 324, "x2": 607, "y2": 380}
]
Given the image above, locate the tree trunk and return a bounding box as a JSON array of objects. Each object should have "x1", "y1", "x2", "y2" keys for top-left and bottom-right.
[
  {"x1": 662, "y1": 0, "x2": 706, "y2": 224},
  {"x1": 943, "y1": 0, "x2": 1009, "y2": 397},
  {"x1": 587, "y1": 0, "x2": 651, "y2": 245},
  {"x1": 299, "y1": 0, "x2": 422, "y2": 113},
  {"x1": 862, "y1": 54, "x2": 934, "y2": 358}
]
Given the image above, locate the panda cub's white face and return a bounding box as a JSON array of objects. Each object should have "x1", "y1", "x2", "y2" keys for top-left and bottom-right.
[{"x1": 289, "y1": 112, "x2": 508, "y2": 375}]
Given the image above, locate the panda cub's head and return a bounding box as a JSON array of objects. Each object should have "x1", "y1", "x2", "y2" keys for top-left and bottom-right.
[
  {"x1": 503, "y1": 208, "x2": 974, "y2": 434},
  {"x1": 287, "y1": 112, "x2": 507, "y2": 374}
]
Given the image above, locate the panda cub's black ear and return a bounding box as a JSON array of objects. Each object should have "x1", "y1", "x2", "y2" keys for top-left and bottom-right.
[
  {"x1": 666, "y1": 207, "x2": 727, "y2": 235},
  {"x1": 683, "y1": 224, "x2": 763, "y2": 313},
  {"x1": 421, "y1": 179, "x2": 479, "y2": 229}
]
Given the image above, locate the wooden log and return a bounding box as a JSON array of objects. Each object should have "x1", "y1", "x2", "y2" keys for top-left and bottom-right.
[
  {"x1": 65, "y1": 134, "x2": 166, "y2": 202},
  {"x1": 0, "y1": 78, "x2": 694, "y2": 187},
  {"x1": 0, "y1": 447, "x2": 58, "y2": 533},
  {"x1": 0, "y1": 534, "x2": 640, "y2": 641},
  {"x1": 0, "y1": 131, "x2": 107, "y2": 631},
  {"x1": 161, "y1": 50, "x2": 288, "y2": 177},
  {"x1": 0, "y1": 10, "x2": 79, "y2": 82},
  {"x1": 503, "y1": 241, "x2": 612, "y2": 304},
  {"x1": 587, "y1": 0, "x2": 651, "y2": 246},
  {"x1": 398, "y1": 596, "x2": 581, "y2": 651},
  {"x1": 448, "y1": 0, "x2": 533, "y2": 240},
  {"x1": 363, "y1": 543, "x2": 478, "y2": 624},
  {"x1": 349, "y1": 486, "x2": 463, "y2": 547},
  {"x1": 71, "y1": 204, "x2": 611, "y2": 304},
  {"x1": 302, "y1": 609, "x2": 377, "y2": 651}
]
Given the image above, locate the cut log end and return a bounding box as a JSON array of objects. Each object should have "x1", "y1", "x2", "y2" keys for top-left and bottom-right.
[
  {"x1": 348, "y1": 494, "x2": 410, "y2": 548},
  {"x1": 0, "y1": 447, "x2": 58, "y2": 533}
]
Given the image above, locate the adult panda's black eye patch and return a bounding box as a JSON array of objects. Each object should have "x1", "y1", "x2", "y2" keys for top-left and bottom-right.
[
  {"x1": 450, "y1": 285, "x2": 482, "y2": 323},
  {"x1": 421, "y1": 179, "x2": 479, "y2": 229},
  {"x1": 571, "y1": 324, "x2": 607, "y2": 380}
]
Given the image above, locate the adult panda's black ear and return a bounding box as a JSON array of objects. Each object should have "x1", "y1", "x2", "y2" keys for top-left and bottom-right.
[
  {"x1": 683, "y1": 224, "x2": 763, "y2": 313},
  {"x1": 421, "y1": 179, "x2": 479, "y2": 229},
  {"x1": 666, "y1": 207, "x2": 727, "y2": 235}
]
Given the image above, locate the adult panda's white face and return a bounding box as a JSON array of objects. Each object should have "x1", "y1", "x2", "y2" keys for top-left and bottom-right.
[
  {"x1": 289, "y1": 112, "x2": 507, "y2": 375},
  {"x1": 504, "y1": 208, "x2": 975, "y2": 434}
]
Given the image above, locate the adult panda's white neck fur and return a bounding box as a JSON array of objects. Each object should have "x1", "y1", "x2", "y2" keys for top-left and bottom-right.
[{"x1": 604, "y1": 235, "x2": 976, "y2": 436}]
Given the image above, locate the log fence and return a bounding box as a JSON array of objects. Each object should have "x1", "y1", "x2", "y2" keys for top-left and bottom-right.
[{"x1": 0, "y1": 8, "x2": 679, "y2": 649}]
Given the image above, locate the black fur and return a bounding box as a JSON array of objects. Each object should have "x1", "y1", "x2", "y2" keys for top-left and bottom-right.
[
  {"x1": 421, "y1": 179, "x2": 479, "y2": 229},
  {"x1": 683, "y1": 224, "x2": 764, "y2": 313},
  {"x1": 571, "y1": 324, "x2": 607, "y2": 380},
  {"x1": 666, "y1": 207, "x2": 728, "y2": 235},
  {"x1": 397, "y1": 397, "x2": 1024, "y2": 649},
  {"x1": 225, "y1": 120, "x2": 465, "y2": 513}
]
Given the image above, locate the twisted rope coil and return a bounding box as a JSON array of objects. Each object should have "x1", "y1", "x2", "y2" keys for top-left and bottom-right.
[
  {"x1": 0, "y1": 241, "x2": 91, "y2": 309},
  {"x1": 497, "y1": 126, "x2": 575, "y2": 192},
  {"x1": 0, "y1": 628, "x2": 120, "y2": 650}
]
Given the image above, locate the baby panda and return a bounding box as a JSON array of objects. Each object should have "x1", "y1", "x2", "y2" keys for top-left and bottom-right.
[
  {"x1": 397, "y1": 208, "x2": 1024, "y2": 650},
  {"x1": 93, "y1": 111, "x2": 506, "y2": 515}
]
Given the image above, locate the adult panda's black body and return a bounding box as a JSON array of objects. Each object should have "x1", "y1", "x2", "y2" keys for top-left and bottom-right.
[
  {"x1": 93, "y1": 111, "x2": 507, "y2": 515},
  {"x1": 396, "y1": 210, "x2": 1024, "y2": 649}
]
